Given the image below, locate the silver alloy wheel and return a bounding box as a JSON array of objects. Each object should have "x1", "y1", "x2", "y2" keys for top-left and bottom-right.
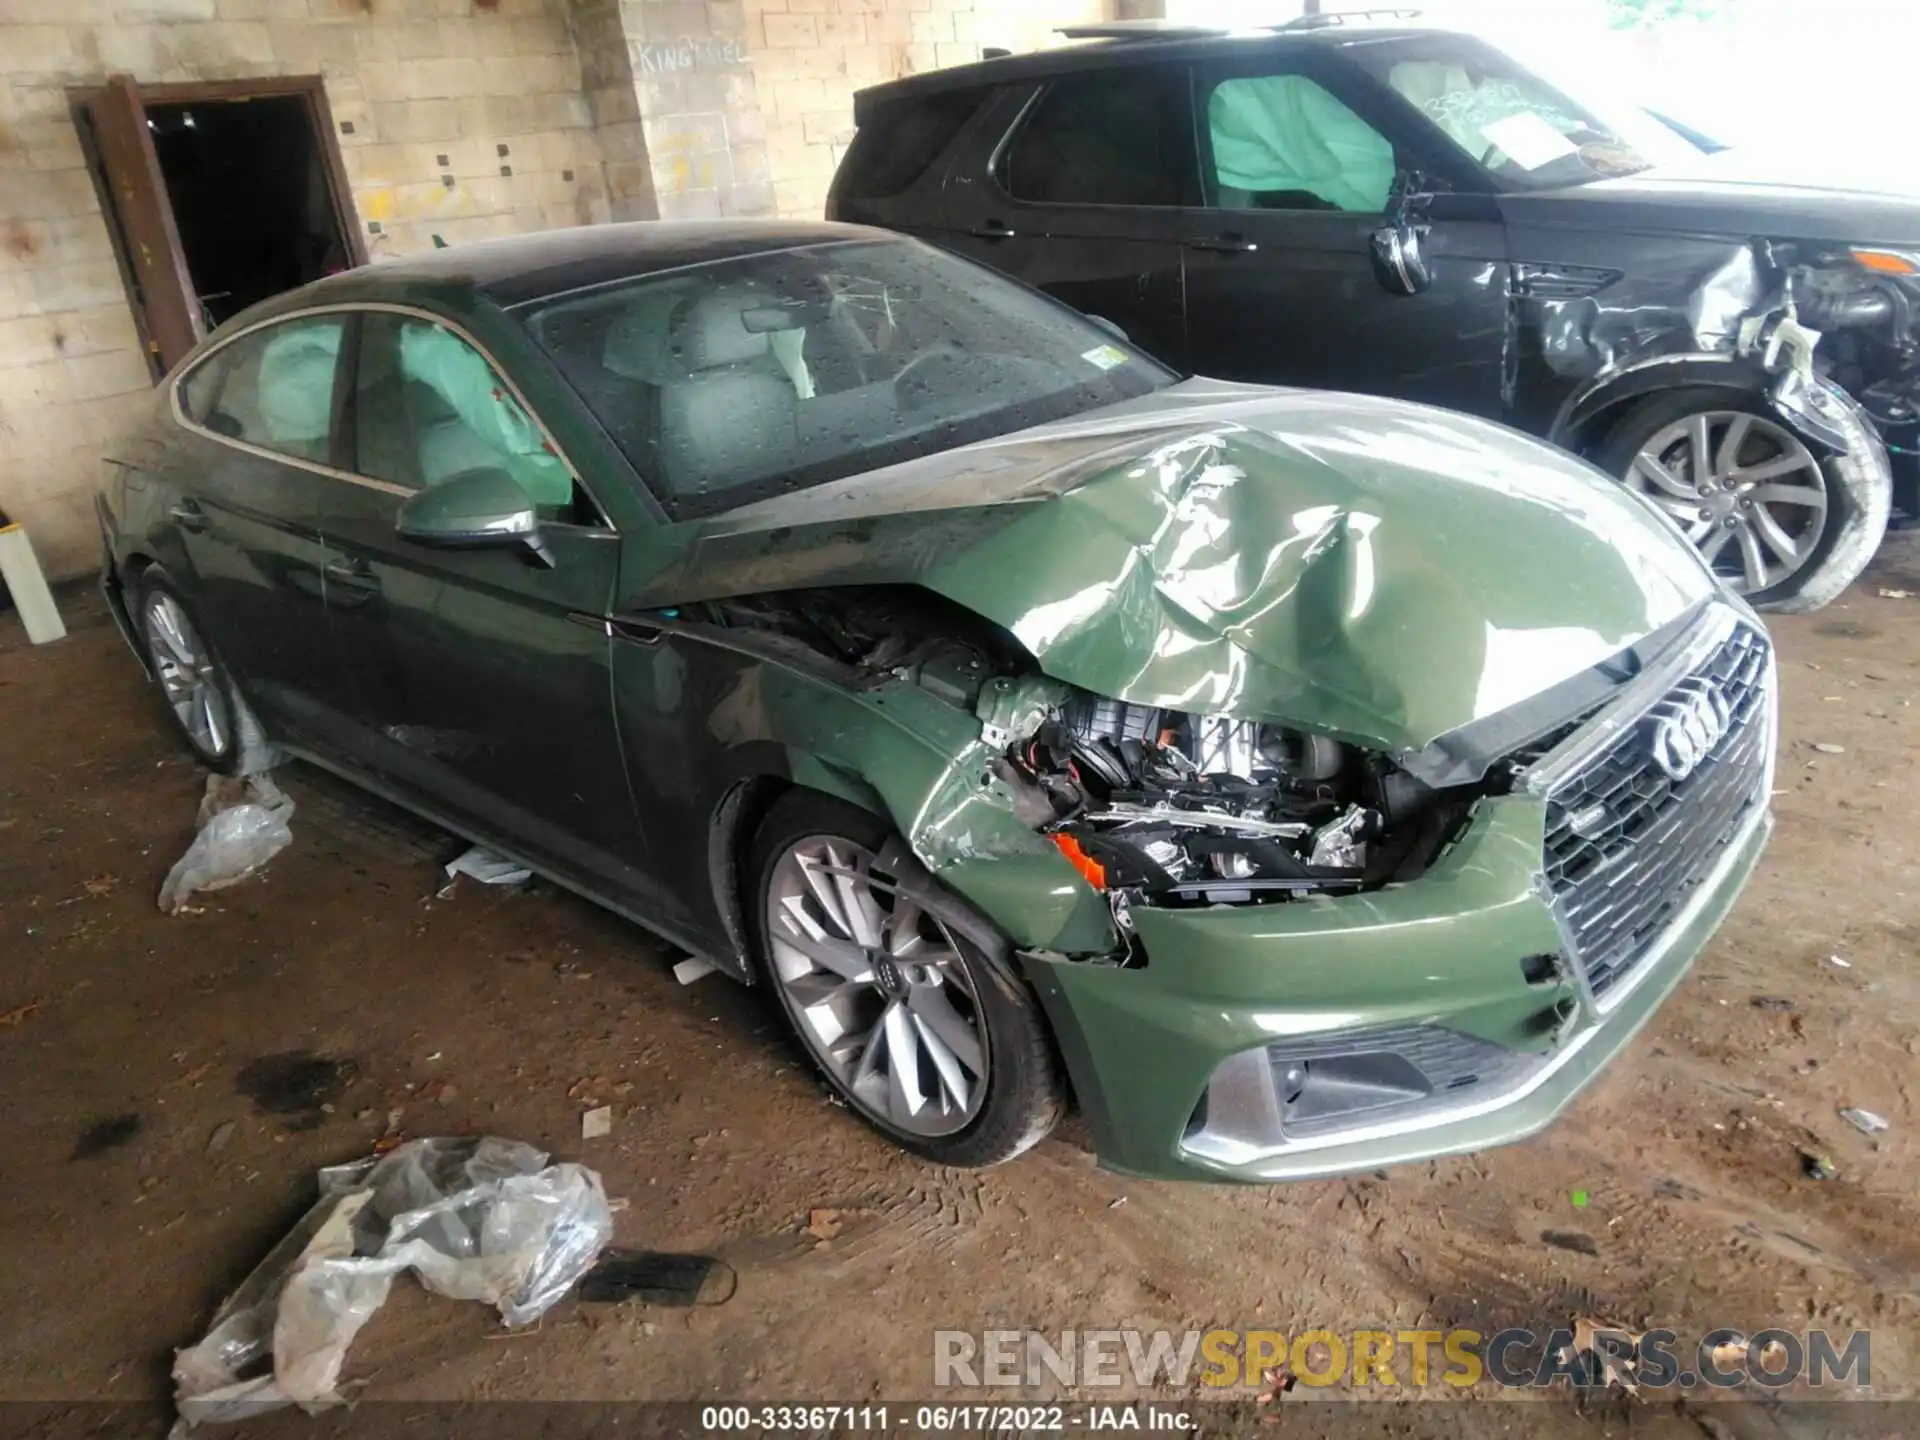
[
  {"x1": 142, "y1": 591, "x2": 231, "y2": 760},
  {"x1": 765, "y1": 836, "x2": 989, "y2": 1137},
  {"x1": 1625, "y1": 410, "x2": 1829, "y2": 594}
]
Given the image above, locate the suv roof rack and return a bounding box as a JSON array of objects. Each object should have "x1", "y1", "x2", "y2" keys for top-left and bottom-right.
[{"x1": 1057, "y1": 9, "x2": 1422, "y2": 43}]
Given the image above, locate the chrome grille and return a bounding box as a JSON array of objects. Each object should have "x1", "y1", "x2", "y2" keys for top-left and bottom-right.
[{"x1": 1542, "y1": 623, "x2": 1772, "y2": 1000}]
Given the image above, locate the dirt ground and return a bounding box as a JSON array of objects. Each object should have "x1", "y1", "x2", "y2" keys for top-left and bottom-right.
[{"x1": 2, "y1": 551, "x2": 1917, "y2": 1438}]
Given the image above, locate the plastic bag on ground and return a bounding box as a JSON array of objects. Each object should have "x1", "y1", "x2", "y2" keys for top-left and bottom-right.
[
  {"x1": 441, "y1": 843, "x2": 533, "y2": 889},
  {"x1": 158, "y1": 774, "x2": 295, "y2": 914},
  {"x1": 172, "y1": 1136, "x2": 613, "y2": 1427}
]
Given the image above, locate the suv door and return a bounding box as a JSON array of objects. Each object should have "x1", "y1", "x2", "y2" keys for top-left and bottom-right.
[
  {"x1": 320, "y1": 307, "x2": 658, "y2": 906},
  {"x1": 941, "y1": 69, "x2": 1197, "y2": 366},
  {"x1": 165, "y1": 312, "x2": 361, "y2": 748},
  {"x1": 1181, "y1": 50, "x2": 1510, "y2": 417}
]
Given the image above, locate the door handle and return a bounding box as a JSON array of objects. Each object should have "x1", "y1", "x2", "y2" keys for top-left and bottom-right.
[
  {"x1": 1186, "y1": 233, "x2": 1260, "y2": 254},
  {"x1": 323, "y1": 555, "x2": 380, "y2": 600},
  {"x1": 169, "y1": 500, "x2": 207, "y2": 532},
  {"x1": 968, "y1": 221, "x2": 1017, "y2": 240}
]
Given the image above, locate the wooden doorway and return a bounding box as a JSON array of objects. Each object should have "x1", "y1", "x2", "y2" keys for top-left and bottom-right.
[{"x1": 72, "y1": 75, "x2": 366, "y2": 379}]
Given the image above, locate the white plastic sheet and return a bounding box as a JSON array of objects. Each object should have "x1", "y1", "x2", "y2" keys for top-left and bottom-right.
[
  {"x1": 172, "y1": 1137, "x2": 612, "y2": 1427},
  {"x1": 158, "y1": 775, "x2": 295, "y2": 914}
]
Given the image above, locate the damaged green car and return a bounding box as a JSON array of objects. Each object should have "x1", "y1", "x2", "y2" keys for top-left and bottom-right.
[{"x1": 98, "y1": 222, "x2": 1776, "y2": 1181}]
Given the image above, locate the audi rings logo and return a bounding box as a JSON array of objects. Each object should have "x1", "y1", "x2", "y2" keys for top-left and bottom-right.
[{"x1": 1649, "y1": 679, "x2": 1733, "y2": 781}]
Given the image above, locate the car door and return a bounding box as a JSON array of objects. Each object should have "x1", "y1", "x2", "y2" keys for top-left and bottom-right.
[
  {"x1": 941, "y1": 69, "x2": 1196, "y2": 368},
  {"x1": 318, "y1": 306, "x2": 658, "y2": 906},
  {"x1": 1179, "y1": 51, "x2": 1511, "y2": 419},
  {"x1": 163, "y1": 312, "x2": 362, "y2": 749}
]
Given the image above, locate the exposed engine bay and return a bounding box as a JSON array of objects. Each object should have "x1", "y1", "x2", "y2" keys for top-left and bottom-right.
[
  {"x1": 704, "y1": 586, "x2": 1485, "y2": 915},
  {"x1": 1011, "y1": 697, "x2": 1471, "y2": 913}
]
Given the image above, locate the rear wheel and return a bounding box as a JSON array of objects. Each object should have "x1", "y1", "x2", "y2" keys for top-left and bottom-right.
[
  {"x1": 750, "y1": 791, "x2": 1063, "y2": 1167},
  {"x1": 134, "y1": 572, "x2": 278, "y2": 775},
  {"x1": 1593, "y1": 386, "x2": 1885, "y2": 611}
]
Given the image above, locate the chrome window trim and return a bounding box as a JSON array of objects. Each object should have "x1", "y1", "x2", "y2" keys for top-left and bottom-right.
[{"x1": 167, "y1": 300, "x2": 615, "y2": 533}]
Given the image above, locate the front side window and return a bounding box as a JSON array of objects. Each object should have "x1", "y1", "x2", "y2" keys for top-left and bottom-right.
[
  {"x1": 1346, "y1": 34, "x2": 1671, "y2": 189},
  {"x1": 521, "y1": 239, "x2": 1174, "y2": 516},
  {"x1": 352, "y1": 311, "x2": 578, "y2": 519},
  {"x1": 1201, "y1": 70, "x2": 1396, "y2": 214},
  {"x1": 178, "y1": 315, "x2": 347, "y2": 464},
  {"x1": 999, "y1": 70, "x2": 1195, "y2": 207}
]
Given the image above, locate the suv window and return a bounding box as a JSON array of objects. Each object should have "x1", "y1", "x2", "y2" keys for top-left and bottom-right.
[
  {"x1": 999, "y1": 70, "x2": 1195, "y2": 207},
  {"x1": 179, "y1": 315, "x2": 347, "y2": 464},
  {"x1": 352, "y1": 311, "x2": 580, "y2": 519},
  {"x1": 836, "y1": 88, "x2": 987, "y2": 199},
  {"x1": 1198, "y1": 70, "x2": 1395, "y2": 214}
]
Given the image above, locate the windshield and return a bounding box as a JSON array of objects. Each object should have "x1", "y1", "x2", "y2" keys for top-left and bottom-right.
[
  {"x1": 1346, "y1": 33, "x2": 1691, "y2": 190},
  {"x1": 521, "y1": 238, "x2": 1174, "y2": 516}
]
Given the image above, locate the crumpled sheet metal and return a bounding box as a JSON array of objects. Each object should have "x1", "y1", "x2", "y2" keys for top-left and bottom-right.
[
  {"x1": 638, "y1": 384, "x2": 1713, "y2": 756},
  {"x1": 705, "y1": 656, "x2": 1112, "y2": 953},
  {"x1": 1528, "y1": 242, "x2": 1769, "y2": 387},
  {"x1": 172, "y1": 1137, "x2": 611, "y2": 1428}
]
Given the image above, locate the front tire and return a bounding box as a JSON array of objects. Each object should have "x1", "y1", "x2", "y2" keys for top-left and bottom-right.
[
  {"x1": 1593, "y1": 385, "x2": 1888, "y2": 612},
  {"x1": 749, "y1": 790, "x2": 1064, "y2": 1167}
]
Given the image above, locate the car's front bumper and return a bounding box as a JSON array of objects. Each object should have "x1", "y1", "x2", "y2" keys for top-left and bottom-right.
[{"x1": 1019, "y1": 601, "x2": 1775, "y2": 1183}]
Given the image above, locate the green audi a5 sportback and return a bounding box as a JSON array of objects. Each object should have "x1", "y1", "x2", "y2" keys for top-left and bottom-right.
[{"x1": 98, "y1": 221, "x2": 1776, "y2": 1181}]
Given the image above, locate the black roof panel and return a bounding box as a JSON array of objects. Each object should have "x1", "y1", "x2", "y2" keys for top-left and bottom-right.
[{"x1": 297, "y1": 219, "x2": 892, "y2": 309}]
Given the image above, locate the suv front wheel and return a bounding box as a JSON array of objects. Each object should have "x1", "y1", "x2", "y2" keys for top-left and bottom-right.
[{"x1": 1593, "y1": 386, "x2": 1889, "y2": 612}]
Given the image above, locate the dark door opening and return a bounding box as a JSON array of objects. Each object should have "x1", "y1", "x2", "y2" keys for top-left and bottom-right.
[
  {"x1": 147, "y1": 96, "x2": 351, "y2": 330},
  {"x1": 73, "y1": 75, "x2": 364, "y2": 377}
]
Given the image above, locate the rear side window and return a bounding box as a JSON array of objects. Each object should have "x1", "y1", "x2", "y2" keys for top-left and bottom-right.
[
  {"x1": 836, "y1": 88, "x2": 985, "y2": 199},
  {"x1": 998, "y1": 69, "x2": 1196, "y2": 207},
  {"x1": 177, "y1": 315, "x2": 347, "y2": 465}
]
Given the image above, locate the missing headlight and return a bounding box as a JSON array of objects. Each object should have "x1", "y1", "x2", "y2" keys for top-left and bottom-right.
[{"x1": 1010, "y1": 694, "x2": 1483, "y2": 907}]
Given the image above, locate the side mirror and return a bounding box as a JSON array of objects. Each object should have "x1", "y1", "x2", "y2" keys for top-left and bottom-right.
[
  {"x1": 396, "y1": 467, "x2": 553, "y2": 566},
  {"x1": 1370, "y1": 171, "x2": 1435, "y2": 298}
]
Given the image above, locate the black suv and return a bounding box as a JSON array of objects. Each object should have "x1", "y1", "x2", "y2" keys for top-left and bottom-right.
[{"x1": 828, "y1": 17, "x2": 1920, "y2": 611}]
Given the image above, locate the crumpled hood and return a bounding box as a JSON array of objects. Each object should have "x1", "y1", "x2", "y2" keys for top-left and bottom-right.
[{"x1": 629, "y1": 380, "x2": 1716, "y2": 753}]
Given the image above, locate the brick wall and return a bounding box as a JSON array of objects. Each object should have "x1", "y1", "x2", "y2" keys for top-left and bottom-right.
[
  {"x1": 0, "y1": 0, "x2": 1106, "y2": 584},
  {"x1": 749, "y1": 0, "x2": 1111, "y2": 218},
  {"x1": 0, "y1": 0, "x2": 612, "y2": 582}
]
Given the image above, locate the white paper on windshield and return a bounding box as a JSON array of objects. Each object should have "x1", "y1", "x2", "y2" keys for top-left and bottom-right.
[
  {"x1": 1478, "y1": 113, "x2": 1579, "y2": 170},
  {"x1": 1081, "y1": 344, "x2": 1128, "y2": 371}
]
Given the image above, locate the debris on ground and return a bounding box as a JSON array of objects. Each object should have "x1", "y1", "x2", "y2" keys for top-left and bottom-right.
[
  {"x1": 1876, "y1": 587, "x2": 1913, "y2": 599},
  {"x1": 1750, "y1": 996, "x2": 1798, "y2": 1013},
  {"x1": 439, "y1": 845, "x2": 533, "y2": 893},
  {"x1": 1558, "y1": 1317, "x2": 1644, "y2": 1394},
  {"x1": 1540, "y1": 1229, "x2": 1599, "y2": 1256},
  {"x1": 1829, "y1": 954, "x2": 1853, "y2": 968},
  {"x1": 1812, "y1": 742, "x2": 1847, "y2": 755},
  {"x1": 1255, "y1": 1365, "x2": 1295, "y2": 1404},
  {"x1": 581, "y1": 1105, "x2": 613, "y2": 1140},
  {"x1": 172, "y1": 1136, "x2": 611, "y2": 1426},
  {"x1": 1801, "y1": 1150, "x2": 1838, "y2": 1181},
  {"x1": 158, "y1": 775, "x2": 295, "y2": 914},
  {"x1": 71, "y1": 1113, "x2": 143, "y2": 1160},
  {"x1": 673, "y1": 957, "x2": 719, "y2": 986},
  {"x1": 578, "y1": 1249, "x2": 728, "y2": 1306},
  {"x1": 205, "y1": 1121, "x2": 235, "y2": 1157},
  {"x1": 0, "y1": 1000, "x2": 40, "y2": 1030},
  {"x1": 1839, "y1": 1106, "x2": 1889, "y2": 1135},
  {"x1": 802, "y1": 1207, "x2": 851, "y2": 1242}
]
